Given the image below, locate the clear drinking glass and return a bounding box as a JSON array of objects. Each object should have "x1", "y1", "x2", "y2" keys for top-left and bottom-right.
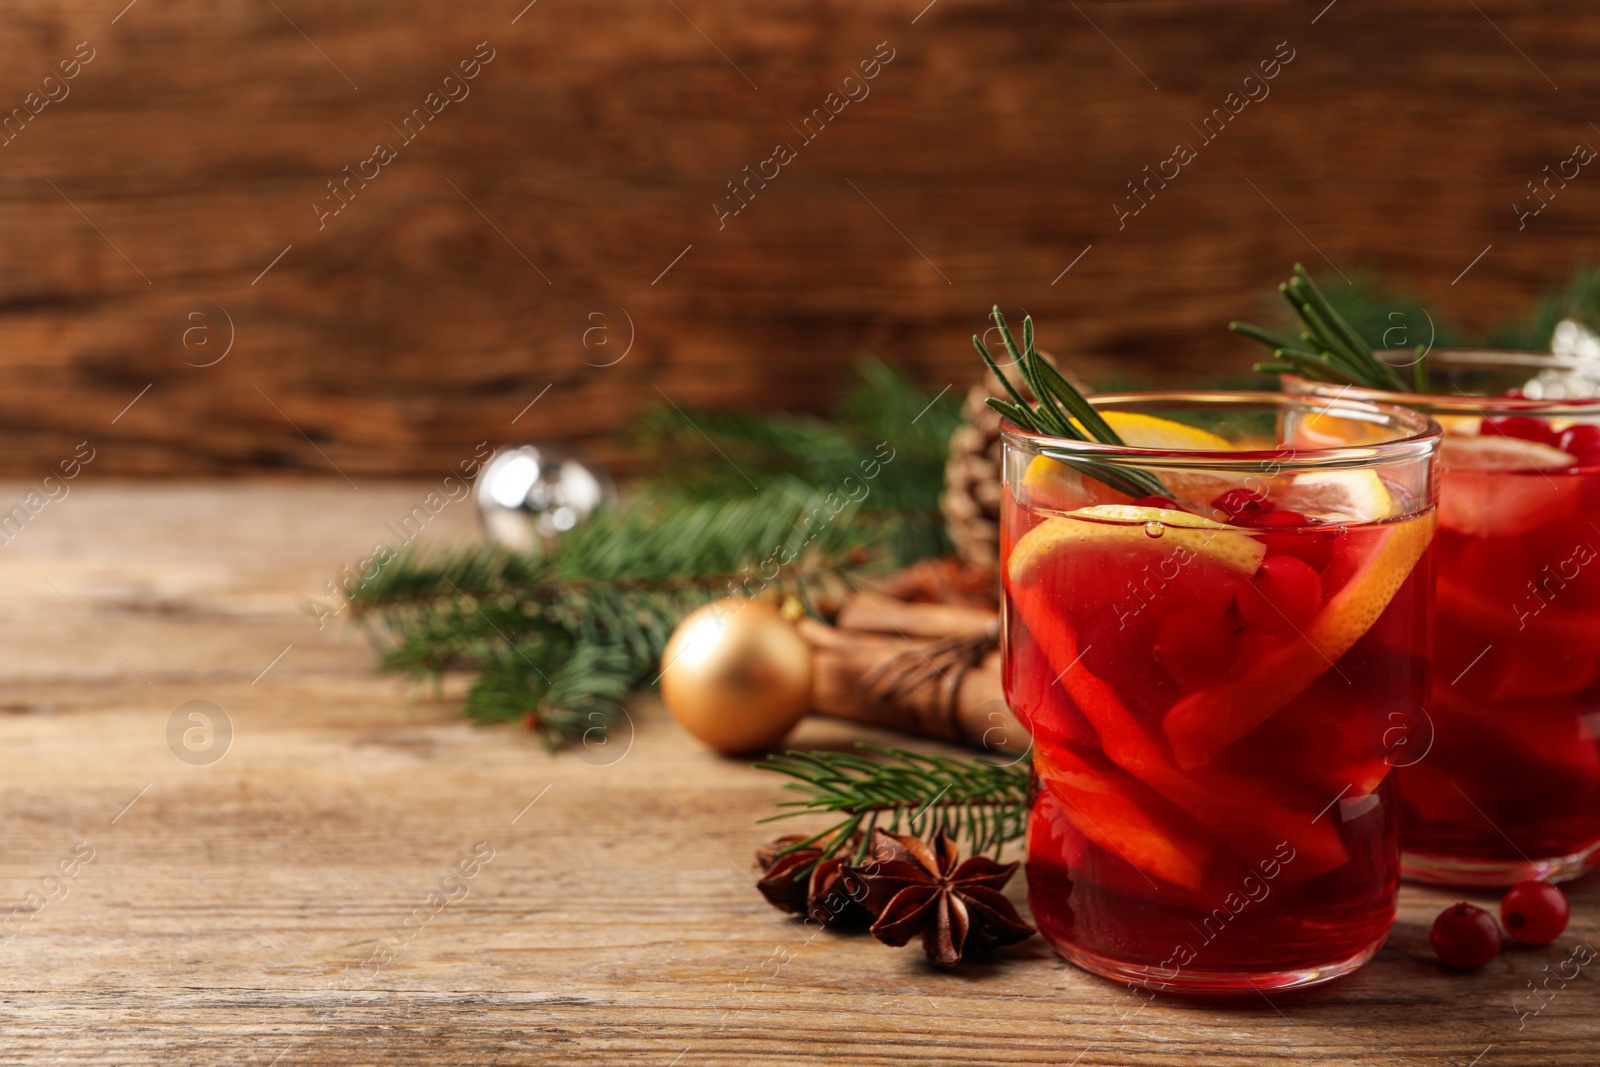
[
  {"x1": 1286, "y1": 351, "x2": 1600, "y2": 885},
  {"x1": 1003, "y1": 391, "x2": 1439, "y2": 993}
]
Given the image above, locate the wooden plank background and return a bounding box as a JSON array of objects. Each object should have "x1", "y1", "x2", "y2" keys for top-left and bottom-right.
[
  {"x1": 0, "y1": 482, "x2": 1596, "y2": 1065},
  {"x1": 0, "y1": 0, "x2": 1597, "y2": 478}
]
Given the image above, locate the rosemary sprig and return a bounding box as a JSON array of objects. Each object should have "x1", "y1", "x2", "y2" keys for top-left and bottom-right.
[
  {"x1": 1232, "y1": 264, "x2": 1418, "y2": 391},
  {"x1": 756, "y1": 745, "x2": 1031, "y2": 864},
  {"x1": 972, "y1": 305, "x2": 1169, "y2": 499}
]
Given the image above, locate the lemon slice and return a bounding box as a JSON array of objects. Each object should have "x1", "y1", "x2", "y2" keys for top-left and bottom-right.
[
  {"x1": 1162, "y1": 511, "x2": 1436, "y2": 769},
  {"x1": 1020, "y1": 458, "x2": 1127, "y2": 513},
  {"x1": 1019, "y1": 412, "x2": 1236, "y2": 513},
  {"x1": 1438, "y1": 435, "x2": 1575, "y2": 471},
  {"x1": 1276, "y1": 469, "x2": 1396, "y2": 522},
  {"x1": 1007, "y1": 505, "x2": 1265, "y2": 586},
  {"x1": 1095, "y1": 412, "x2": 1235, "y2": 451},
  {"x1": 1437, "y1": 437, "x2": 1579, "y2": 537}
]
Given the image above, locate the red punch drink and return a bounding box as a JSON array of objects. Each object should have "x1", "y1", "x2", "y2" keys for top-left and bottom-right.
[
  {"x1": 1291, "y1": 354, "x2": 1600, "y2": 884},
  {"x1": 1002, "y1": 394, "x2": 1439, "y2": 993}
]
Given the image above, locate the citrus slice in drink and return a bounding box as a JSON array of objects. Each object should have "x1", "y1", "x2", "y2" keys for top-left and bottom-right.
[
  {"x1": 1287, "y1": 408, "x2": 1394, "y2": 448},
  {"x1": 1439, "y1": 435, "x2": 1575, "y2": 471},
  {"x1": 1008, "y1": 505, "x2": 1265, "y2": 580},
  {"x1": 1007, "y1": 505, "x2": 1265, "y2": 625},
  {"x1": 1436, "y1": 436, "x2": 1579, "y2": 538},
  {"x1": 1162, "y1": 512, "x2": 1436, "y2": 769},
  {"x1": 1033, "y1": 743, "x2": 1212, "y2": 892},
  {"x1": 1275, "y1": 469, "x2": 1396, "y2": 523},
  {"x1": 1019, "y1": 412, "x2": 1238, "y2": 513}
]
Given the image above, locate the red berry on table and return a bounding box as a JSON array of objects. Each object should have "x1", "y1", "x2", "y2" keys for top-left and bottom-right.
[
  {"x1": 1484, "y1": 415, "x2": 1557, "y2": 446},
  {"x1": 1156, "y1": 606, "x2": 1240, "y2": 685},
  {"x1": 1501, "y1": 881, "x2": 1569, "y2": 946},
  {"x1": 1431, "y1": 902, "x2": 1502, "y2": 969},
  {"x1": 1237, "y1": 555, "x2": 1323, "y2": 632}
]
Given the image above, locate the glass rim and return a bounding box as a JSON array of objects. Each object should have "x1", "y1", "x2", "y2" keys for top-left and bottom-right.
[
  {"x1": 1291, "y1": 348, "x2": 1600, "y2": 417},
  {"x1": 999, "y1": 389, "x2": 1440, "y2": 472}
]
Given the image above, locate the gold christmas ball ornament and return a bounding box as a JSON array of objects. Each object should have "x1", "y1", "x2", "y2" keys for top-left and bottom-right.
[{"x1": 659, "y1": 599, "x2": 813, "y2": 754}]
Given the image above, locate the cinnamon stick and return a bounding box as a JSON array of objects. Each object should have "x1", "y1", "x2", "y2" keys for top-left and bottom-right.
[
  {"x1": 835, "y1": 592, "x2": 999, "y2": 640},
  {"x1": 798, "y1": 617, "x2": 1027, "y2": 754}
]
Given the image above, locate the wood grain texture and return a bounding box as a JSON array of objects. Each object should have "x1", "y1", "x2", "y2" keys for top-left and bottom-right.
[
  {"x1": 0, "y1": 2, "x2": 1598, "y2": 477},
  {"x1": 0, "y1": 483, "x2": 1595, "y2": 1065}
]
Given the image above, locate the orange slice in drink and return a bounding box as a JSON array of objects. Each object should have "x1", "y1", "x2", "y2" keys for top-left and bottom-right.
[
  {"x1": 1019, "y1": 412, "x2": 1238, "y2": 513},
  {"x1": 1162, "y1": 511, "x2": 1436, "y2": 769},
  {"x1": 1287, "y1": 408, "x2": 1395, "y2": 448},
  {"x1": 1033, "y1": 744, "x2": 1212, "y2": 892},
  {"x1": 1437, "y1": 436, "x2": 1579, "y2": 538},
  {"x1": 1275, "y1": 469, "x2": 1396, "y2": 523},
  {"x1": 1007, "y1": 505, "x2": 1267, "y2": 583}
]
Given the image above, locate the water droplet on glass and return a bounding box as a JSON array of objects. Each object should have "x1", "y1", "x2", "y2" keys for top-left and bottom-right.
[{"x1": 1144, "y1": 521, "x2": 1165, "y2": 539}]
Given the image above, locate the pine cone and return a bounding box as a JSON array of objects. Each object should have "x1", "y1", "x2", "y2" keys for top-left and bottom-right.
[{"x1": 942, "y1": 353, "x2": 1086, "y2": 571}]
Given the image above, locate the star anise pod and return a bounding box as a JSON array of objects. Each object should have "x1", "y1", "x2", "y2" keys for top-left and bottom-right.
[
  {"x1": 845, "y1": 828, "x2": 1034, "y2": 966},
  {"x1": 754, "y1": 833, "x2": 871, "y2": 929}
]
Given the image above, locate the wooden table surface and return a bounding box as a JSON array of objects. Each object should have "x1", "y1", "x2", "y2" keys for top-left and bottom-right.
[{"x1": 1, "y1": 483, "x2": 1596, "y2": 1066}]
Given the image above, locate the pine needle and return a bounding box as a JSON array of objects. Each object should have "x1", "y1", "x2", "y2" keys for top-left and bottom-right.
[
  {"x1": 1235, "y1": 263, "x2": 1423, "y2": 391},
  {"x1": 973, "y1": 305, "x2": 1169, "y2": 499},
  {"x1": 756, "y1": 745, "x2": 1031, "y2": 863}
]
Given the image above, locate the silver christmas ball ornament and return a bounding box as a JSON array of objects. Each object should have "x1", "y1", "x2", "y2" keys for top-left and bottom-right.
[{"x1": 474, "y1": 441, "x2": 616, "y2": 552}]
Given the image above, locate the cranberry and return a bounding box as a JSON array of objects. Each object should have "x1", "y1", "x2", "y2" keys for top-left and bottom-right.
[
  {"x1": 1237, "y1": 555, "x2": 1323, "y2": 632},
  {"x1": 1155, "y1": 606, "x2": 1240, "y2": 685},
  {"x1": 1484, "y1": 415, "x2": 1557, "y2": 446},
  {"x1": 1254, "y1": 511, "x2": 1336, "y2": 572},
  {"x1": 1501, "y1": 881, "x2": 1569, "y2": 946},
  {"x1": 1557, "y1": 424, "x2": 1600, "y2": 452},
  {"x1": 1211, "y1": 488, "x2": 1275, "y2": 524},
  {"x1": 1131, "y1": 495, "x2": 1188, "y2": 513},
  {"x1": 1431, "y1": 902, "x2": 1502, "y2": 969},
  {"x1": 1557, "y1": 424, "x2": 1600, "y2": 464}
]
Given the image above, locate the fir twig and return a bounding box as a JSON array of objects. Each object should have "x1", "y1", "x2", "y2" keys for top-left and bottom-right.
[
  {"x1": 351, "y1": 486, "x2": 877, "y2": 748},
  {"x1": 972, "y1": 305, "x2": 1170, "y2": 499},
  {"x1": 755, "y1": 745, "x2": 1031, "y2": 864}
]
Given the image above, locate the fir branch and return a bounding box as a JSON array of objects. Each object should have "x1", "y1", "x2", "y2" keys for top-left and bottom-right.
[
  {"x1": 350, "y1": 486, "x2": 878, "y2": 747},
  {"x1": 755, "y1": 745, "x2": 1031, "y2": 863},
  {"x1": 973, "y1": 305, "x2": 1170, "y2": 499}
]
